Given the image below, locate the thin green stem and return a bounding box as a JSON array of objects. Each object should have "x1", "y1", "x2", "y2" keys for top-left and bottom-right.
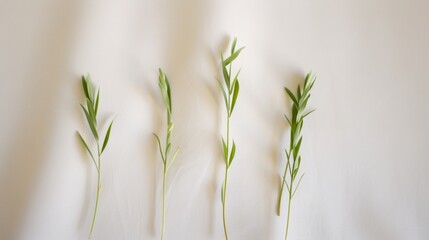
[
  {"x1": 222, "y1": 94, "x2": 231, "y2": 239},
  {"x1": 88, "y1": 154, "x2": 101, "y2": 239},
  {"x1": 285, "y1": 190, "x2": 292, "y2": 240},
  {"x1": 161, "y1": 118, "x2": 170, "y2": 240},
  {"x1": 284, "y1": 155, "x2": 295, "y2": 240},
  {"x1": 277, "y1": 147, "x2": 292, "y2": 216},
  {"x1": 161, "y1": 165, "x2": 167, "y2": 240},
  {"x1": 227, "y1": 95, "x2": 231, "y2": 149},
  {"x1": 222, "y1": 168, "x2": 229, "y2": 240}
]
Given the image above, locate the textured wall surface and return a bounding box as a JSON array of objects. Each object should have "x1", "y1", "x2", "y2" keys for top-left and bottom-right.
[{"x1": 0, "y1": 0, "x2": 428, "y2": 239}]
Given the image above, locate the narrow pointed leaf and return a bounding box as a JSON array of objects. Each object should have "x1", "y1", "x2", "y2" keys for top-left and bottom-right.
[
  {"x1": 303, "y1": 109, "x2": 316, "y2": 119},
  {"x1": 167, "y1": 148, "x2": 180, "y2": 171},
  {"x1": 284, "y1": 114, "x2": 292, "y2": 126},
  {"x1": 158, "y1": 68, "x2": 172, "y2": 113},
  {"x1": 165, "y1": 76, "x2": 172, "y2": 113},
  {"x1": 309, "y1": 77, "x2": 316, "y2": 90},
  {"x1": 230, "y1": 80, "x2": 240, "y2": 115},
  {"x1": 80, "y1": 104, "x2": 98, "y2": 140},
  {"x1": 229, "y1": 141, "x2": 236, "y2": 166},
  {"x1": 284, "y1": 87, "x2": 298, "y2": 105},
  {"x1": 292, "y1": 174, "x2": 305, "y2": 198},
  {"x1": 293, "y1": 123, "x2": 302, "y2": 146},
  {"x1": 85, "y1": 75, "x2": 95, "y2": 102},
  {"x1": 82, "y1": 76, "x2": 90, "y2": 99},
  {"x1": 293, "y1": 137, "x2": 303, "y2": 159},
  {"x1": 231, "y1": 38, "x2": 237, "y2": 55},
  {"x1": 221, "y1": 56, "x2": 230, "y2": 88},
  {"x1": 223, "y1": 47, "x2": 244, "y2": 66},
  {"x1": 222, "y1": 138, "x2": 228, "y2": 163},
  {"x1": 94, "y1": 90, "x2": 100, "y2": 116},
  {"x1": 296, "y1": 156, "x2": 302, "y2": 170},
  {"x1": 230, "y1": 69, "x2": 241, "y2": 94},
  {"x1": 304, "y1": 72, "x2": 311, "y2": 86},
  {"x1": 300, "y1": 91, "x2": 311, "y2": 105},
  {"x1": 285, "y1": 148, "x2": 290, "y2": 160},
  {"x1": 77, "y1": 132, "x2": 97, "y2": 169},
  {"x1": 87, "y1": 99, "x2": 96, "y2": 123},
  {"x1": 101, "y1": 119, "x2": 114, "y2": 154},
  {"x1": 292, "y1": 168, "x2": 299, "y2": 179},
  {"x1": 217, "y1": 79, "x2": 229, "y2": 111},
  {"x1": 153, "y1": 133, "x2": 165, "y2": 164}
]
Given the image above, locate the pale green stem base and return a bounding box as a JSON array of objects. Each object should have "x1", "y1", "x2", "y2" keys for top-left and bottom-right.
[
  {"x1": 161, "y1": 166, "x2": 167, "y2": 240},
  {"x1": 88, "y1": 157, "x2": 101, "y2": 239},
  {"x1": 285, "y1": 193, "x2": 292, "y2": 240},
  {"x1": 222, "y1": 169, "x2": 229, "y2": 240}
]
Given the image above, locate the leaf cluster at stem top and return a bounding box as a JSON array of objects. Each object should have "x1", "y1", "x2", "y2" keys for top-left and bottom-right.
[
  {"x1": 154, "y1": 69, "x2": 179, "y2": 170},
  {"x1": 78, "y1": 74, "x2": 114, "y2": 170},
  {"x1": 283, "y1": 72, "x2": 316, "y2": 191},
  {"x1": 219, "y1": 38, "x2": 244, "y2": 119}
]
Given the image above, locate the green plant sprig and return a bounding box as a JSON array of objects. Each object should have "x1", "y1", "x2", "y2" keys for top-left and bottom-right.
[
  {"x1": 153, "y1": 68, "x2": 179, "y2": 240},
  {"x1": 77, "y1": 74, "x2": 115, "y2": 240},
  {"x1": 277, "y1": 72, "x2": 315, "y2": 240},
  {"x1": 218, "y1": 38, "x2": 244, "y2": 240}
]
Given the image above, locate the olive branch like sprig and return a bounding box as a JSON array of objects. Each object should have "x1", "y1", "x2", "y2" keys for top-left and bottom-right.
[
  {"x1": 77, "y1": 74, "x2": 115, "y2": 240},
  {"x1": 218, "y1": 38, "x2": 244, "y2": 240},
  {"x1": 277, "y1": 72, "x2": 316, "y2": 240},
  {"x1": 153, "y1": 68, "x2": 179, "y2": 240}
]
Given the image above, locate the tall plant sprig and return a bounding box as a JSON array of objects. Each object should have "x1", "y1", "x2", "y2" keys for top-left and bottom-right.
[
  {"x1": 218, "y1": 38, "x2": 244, "y2": 240},
  {"x1": 77, "y1": 74, "x2": 115, "y2": 239},
  {"x1": 277, "y1": 72, "x2": 316, "y2": 240},
  {"x1": 153, "y1": 68, "x2": 180, "y2": 240}
]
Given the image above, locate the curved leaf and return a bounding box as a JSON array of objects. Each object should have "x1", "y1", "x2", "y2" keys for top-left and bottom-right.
[
  {"x1": 217, "y1": 79, "x2": 229, "y2": 111},
  {"x1": 231, "y1": 38, "x2": 237, "y2": 55},
  {"x1": 221, "y1": 55, "x2": 230, "y2": 89},
  {"x1": 82, "y1": 76, "x2": 90, "y2": 99},
  {"x1": 153, "y1": 133, "x2": 165, "y2": 164},
  {"x1": 230, "y1": 80, "x2": 240, "y2": 115},
  {"x1": 229, "y1": 141, "x2": 236, "y2": 166},
  {"x1": 101, "y1": 119, "x2": 114, "y2": 154},
  {"x1": 94, "y1": 90, "x2": 100, "y2": 116},
  {"x1": 77, "y1": 131, "x2": 97, "y2": 169},
  {"x1": 222, "y1": 137, "x2": 228, "y2": 164},
  {"x1": 284, "y1": 87, "x2": 298, "y2": 105},
  {"x1": 80, "y1": 104, "x2": 98, "y2": 140},
  {"x1": 224, "y1": 47, "x2": 244, "y2": 66}
]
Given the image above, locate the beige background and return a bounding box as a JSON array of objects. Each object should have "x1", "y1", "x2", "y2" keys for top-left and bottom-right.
[{"x1": 0, "y1": 0, "x2": 428, "y2": 239}]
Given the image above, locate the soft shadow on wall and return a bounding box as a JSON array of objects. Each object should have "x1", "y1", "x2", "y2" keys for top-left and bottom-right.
[{"x1": 0, "y1": 1, "x2": 83, "y2": 239}]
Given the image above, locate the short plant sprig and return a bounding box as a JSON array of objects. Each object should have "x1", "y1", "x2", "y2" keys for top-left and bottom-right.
[
  {"x1": 277, "y1": 72, "x2": 315, "y2": 240},
  {"x1": 77, "y1": 74, "x2": 115, "y2": 240},
  {"x1": 153, "y1": 68, "x2": 179, "y2": 240},
  {"x1": 218, "y1": 38, "x2": 244, "y2": 240}
]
